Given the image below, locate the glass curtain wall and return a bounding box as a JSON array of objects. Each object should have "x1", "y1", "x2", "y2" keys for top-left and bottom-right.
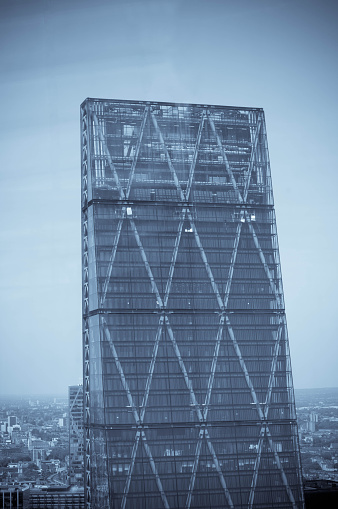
[
  {"x1": 69, "y1": 385, "x2": 84, "y2": 485},
  {"x1": 81, "y1": 98, "x2": 304, "y2": 509}
]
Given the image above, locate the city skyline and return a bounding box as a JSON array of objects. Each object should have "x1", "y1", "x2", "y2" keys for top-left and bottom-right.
[{"x1": 1, "y1": 0, "x2": 338, "y2": 395}]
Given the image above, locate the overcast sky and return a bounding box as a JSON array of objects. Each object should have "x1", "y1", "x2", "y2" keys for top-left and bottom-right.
[{"x1": 1, "y1": 0, "x2": 337, "y2": 395}]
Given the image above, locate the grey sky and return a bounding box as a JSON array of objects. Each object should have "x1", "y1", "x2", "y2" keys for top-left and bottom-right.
[{"x1": 0, "y1": 0, "x2": 337, "y2": 394}]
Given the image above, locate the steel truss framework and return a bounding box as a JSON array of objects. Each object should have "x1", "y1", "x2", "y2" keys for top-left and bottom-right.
[{"x1": 81, "y1": 99, "x2": 304, "y2": 509}]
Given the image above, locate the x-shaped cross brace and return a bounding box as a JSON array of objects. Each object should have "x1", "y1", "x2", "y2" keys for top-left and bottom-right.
[{"x1": 92, "y1": 105, "x2": 297, "y2": 508}]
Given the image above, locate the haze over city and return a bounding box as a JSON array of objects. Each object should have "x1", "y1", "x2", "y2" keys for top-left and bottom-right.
[{"x1": 1, "y1": 0, "x2": 337, "y2": 395}]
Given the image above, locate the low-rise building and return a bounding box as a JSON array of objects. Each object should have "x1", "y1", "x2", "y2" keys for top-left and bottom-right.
[
  {"x1": 29, "y1": 485, "x2": 84, "y2": 509},
  {"x1": 0, "y1": 483, "x2": 30, "y2": 508}
]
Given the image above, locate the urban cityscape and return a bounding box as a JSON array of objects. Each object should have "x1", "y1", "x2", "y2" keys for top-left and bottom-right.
[
  {"x1": 1, "y1": 388, "x2": 337, "y2": 507},
  {"x1": 2, "y1": 0, "x2": 338, "y2": 508},
  {"x1": 1, "y1": 98, "x2": 337, "y2": 509}
]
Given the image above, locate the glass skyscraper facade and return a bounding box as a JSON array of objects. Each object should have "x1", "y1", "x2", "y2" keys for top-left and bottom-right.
[
  {"x1": 69, "y1": 384, "x2": 84, "y2": 485},
  {"x1": 81, "y1": 98, "x2": 304, "y2": 509}
]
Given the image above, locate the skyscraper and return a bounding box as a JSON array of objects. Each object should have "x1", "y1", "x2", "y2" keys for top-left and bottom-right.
[
  {"x1": 81, "y1": 98, "x2": 304, "y2": 509},
  {"x1": 69, "y1": 385, "x2": 84, "y2": 485}
]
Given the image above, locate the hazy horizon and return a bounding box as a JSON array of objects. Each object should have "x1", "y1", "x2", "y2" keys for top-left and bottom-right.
[{"x1": 1, "y1": 387, "x2": 338, "y2": 401}]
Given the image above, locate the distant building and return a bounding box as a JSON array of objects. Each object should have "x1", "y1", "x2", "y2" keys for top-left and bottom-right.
[
  {"x1": 81, "y1": 98, "x2": 304, "y2": 508},
  {"x1": 8, "y1": 417, "x2": 17, "y2": 427},
  {"x1": 0, "y1": 483, "x2": 30, "y2": 508},
  {"x1": 40, "y1": 460, "x2": 60, "y2": 476},
  {"x1": 29, "y1": 485, "x2": 84, "y2": 509},
  {"x1": 7, "y1": 417, "x2": 20, "y2": 436},
  {"x1": 58, "y1": 416, "x2": 67, "y2": 428},
  {"x1": 307, "y1": 412, "x2": 319, "y2": 433},
  {"x1": 11, "y1": 430, "x2": 28, "y2": 447},
  {"x1": 28, "y1": 438, "x2": 50, "y2": 468},
  {"x1": 69, "y1": 385, "x2": 84, "y2": 486},
  {"x1": 308, "y1": 422, "x2": 316, "y2": 432}
]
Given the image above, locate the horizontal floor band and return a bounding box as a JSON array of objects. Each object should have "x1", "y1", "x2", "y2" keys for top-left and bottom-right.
[
  {"x1": 85, "y1": 309, "x2": 286, "y2": 318},
  {"x1": 84, "y1": 199, "x2": 274, "y2": 211},
  {"x1": 85, "y1": 419, "x2": 298, "y2": 431}
]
